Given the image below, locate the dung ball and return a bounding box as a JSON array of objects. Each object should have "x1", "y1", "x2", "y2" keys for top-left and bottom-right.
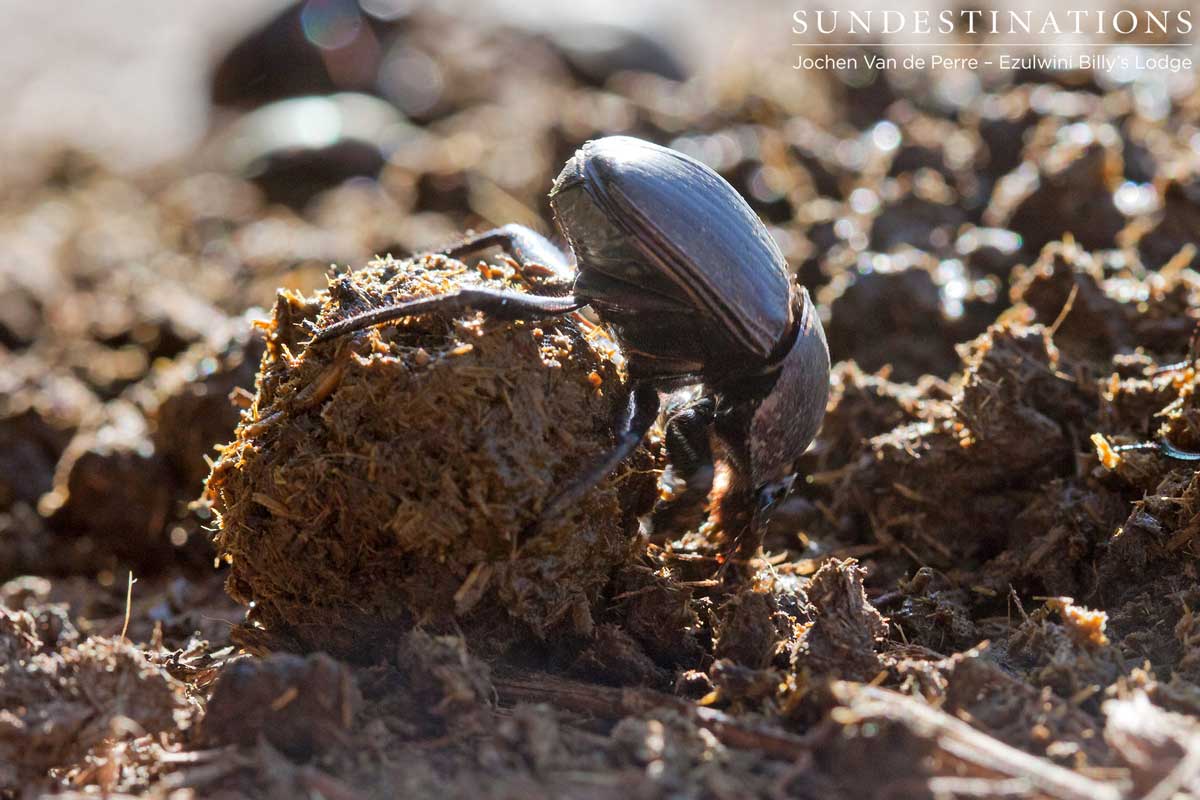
[{"x1": 205, "y1": 254, "x2": 654, "y2": 658}]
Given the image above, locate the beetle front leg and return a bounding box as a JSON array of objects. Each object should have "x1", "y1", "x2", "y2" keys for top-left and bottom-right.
[
  {"x1": 441, "y1": 223, "x2": 574, "y2": 287},
  {"x1": 312, "y1": 288, "x2": 584, "y2": 343},
  {"x1": 541, "y1": 382, "x2": 660, "y2": 520},
  {"x1": 714, "y1": 477, "x2": 795, "y2": 583}
]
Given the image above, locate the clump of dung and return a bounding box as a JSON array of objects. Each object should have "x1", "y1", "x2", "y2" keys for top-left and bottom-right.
[
  {"x1": 206, "y1": 255, "x2": 652, "y2": 657},
  {"x1": 0, "y1": 607, "x2": 186, "y2": 793}
]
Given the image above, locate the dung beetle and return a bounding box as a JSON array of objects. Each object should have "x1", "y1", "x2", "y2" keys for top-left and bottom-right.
[{"x1": 313, "y1": 136, "x2": 830, "y2": 550}]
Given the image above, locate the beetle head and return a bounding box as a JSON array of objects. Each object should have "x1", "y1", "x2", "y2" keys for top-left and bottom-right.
[
  {"x1": 548, "y1": 144, "x2": 644, "y2": 275},
  {"x1": 747, "y1": 287, "x2": 829, "y2": 488}
]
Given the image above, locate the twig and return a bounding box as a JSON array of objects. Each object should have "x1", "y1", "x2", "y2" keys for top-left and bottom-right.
[
  {"x1": 1047, "y1": 283, "x2": 1079, "y2": 340},
  {"x1": 155, "y1": 747, "x2": 238, "y2": 765},
  {"x1": 493, "y1": 672, "x2": 822, "y2": 760},
  {"x1": 829, "y1": 683, "x2": 1123, "y2": 800},
  {"x1": 1142, "y1": 734, "x2": 1200, "y2": 800},
  {"x1": 494, "y1": 673, "x2": 1128, "y2": 799},
  {"x1": 120, "y1": 571, "x2": 137, "y2": 643}
]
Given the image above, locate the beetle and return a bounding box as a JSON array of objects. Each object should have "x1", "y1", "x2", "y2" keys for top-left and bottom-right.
[{"x1": 312, "y1": 135, "x2": 830, "y2": 554}]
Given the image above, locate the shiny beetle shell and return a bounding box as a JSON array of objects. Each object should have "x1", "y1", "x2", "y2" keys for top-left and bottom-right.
[
  {"x1": 749, "y1": 289, "x2": 829, "y2": 484},
  {"x1": 553, "y1": 136, "x2": 794, "y2": 361}
]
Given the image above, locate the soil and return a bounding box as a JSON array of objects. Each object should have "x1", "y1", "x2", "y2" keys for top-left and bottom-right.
[{"x1": 3, "y1": 6, "x2": 1200, "y2": 799}]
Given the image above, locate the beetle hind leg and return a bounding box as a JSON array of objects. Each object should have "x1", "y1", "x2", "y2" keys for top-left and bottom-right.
[
  {"x1": 314, "y1": 224, "x2": 579, "y2": 343},
  {"x1": 441, "y1": 223, "x2": 574, "y2": 286},
  {"x1": 312, "y1": 288, "x2": 583, "y2": 343}
]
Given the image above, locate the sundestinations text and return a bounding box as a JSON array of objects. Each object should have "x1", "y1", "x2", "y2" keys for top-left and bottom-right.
[{"x1": 792, "y1": 9, "x2": 1193, "y2": 36}]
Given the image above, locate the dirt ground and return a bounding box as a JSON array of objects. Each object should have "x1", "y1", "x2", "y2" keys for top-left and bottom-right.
[{"x1": 3, "y1": 5, "x2": 1200, "y2": 799}]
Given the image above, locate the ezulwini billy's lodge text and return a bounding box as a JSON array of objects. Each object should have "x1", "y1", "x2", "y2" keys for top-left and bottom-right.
[{"x1": 793, "y1": 51, "x2": 1193, "y2": 73}]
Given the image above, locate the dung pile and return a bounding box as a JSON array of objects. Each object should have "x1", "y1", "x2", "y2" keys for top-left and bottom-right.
[
  {"x1": 0, "y1": 606, "x2": 187, "y2": 794},
  {"x1": 206, "y1": 255, "x2": 654, "y2": 657}
]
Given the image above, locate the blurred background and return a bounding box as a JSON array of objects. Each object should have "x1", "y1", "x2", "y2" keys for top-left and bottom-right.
[{"x1": 3, "y1": 0, "x2": 1195, "y2": 177}]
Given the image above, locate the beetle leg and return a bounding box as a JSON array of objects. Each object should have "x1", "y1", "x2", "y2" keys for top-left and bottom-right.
[
  {"x1": 312, "y1": 288, "x2": 584, "y2": 343},
  {"x1": 541, "y1": 382, "x2": 660, "y2": 519},
  {"x1": 706, "y1": 474, "x2": 798, "y2": 584},
  {"x1": 719, "y1": 476, "x2": 796, "y2": 582},
  {"x1": 1158, "y1": 439, "x2": 1200, "y2": 461},
  {"x1": 1112, "y1": 439, "x2": 1200, "y2": 460},
  {"x1": 650, "y1": 396, "x2": 716, "y2": 532},
  {"x1": 441, "y1": 223, "x2": 574, "y2": 286}
]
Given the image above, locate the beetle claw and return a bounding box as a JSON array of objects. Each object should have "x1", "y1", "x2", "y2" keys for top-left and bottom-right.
[{"x1": 755, "y1": 476, "x2": 795, "y2": 517}]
